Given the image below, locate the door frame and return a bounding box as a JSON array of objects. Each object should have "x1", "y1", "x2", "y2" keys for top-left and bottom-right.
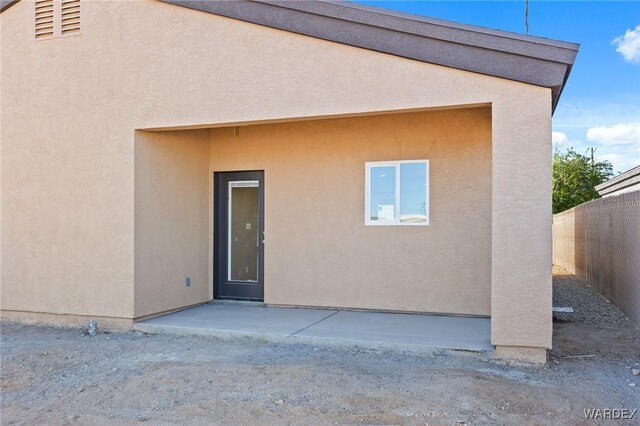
[{"x1": 213, "y1": 170, "x2": 265, "y2": 301}]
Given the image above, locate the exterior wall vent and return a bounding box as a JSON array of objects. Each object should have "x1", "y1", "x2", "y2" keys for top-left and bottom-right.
[
  {"x1": 35, "y1": 0, "x2": 80, "y2": 40},
  {"x1": 34, "y1": 0, "x2": 54, "y2": 39},
  {"x1": 60, "y1": 0, "x2": 80, "y2": 35}
]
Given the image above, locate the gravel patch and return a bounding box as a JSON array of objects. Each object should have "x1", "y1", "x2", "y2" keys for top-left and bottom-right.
[
  {"x1": 553, "y1": 265, "x2": 629, "y2": 325},
  {"x1": 1, "y1": 319, "x2": 639, "y2": 425}
]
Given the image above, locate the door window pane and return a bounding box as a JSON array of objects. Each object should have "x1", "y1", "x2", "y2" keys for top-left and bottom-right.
[
  {"x1": 228, "y1": 181, "x2": 259, "y2": 281},
  {"x1": 369, "y1": 166, "x2": 396, "y2": 222},
  {"x1": 400, "y1": 162, "x2": 427, "y2": 223}
]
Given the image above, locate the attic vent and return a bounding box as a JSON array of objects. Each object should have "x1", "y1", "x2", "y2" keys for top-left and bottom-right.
[
  {"x1": 60, "y1": 0, "x2": 81, "y2": 35},
  {"x1": 34, "y1": 0, "x2": 54, "y2": 39}
]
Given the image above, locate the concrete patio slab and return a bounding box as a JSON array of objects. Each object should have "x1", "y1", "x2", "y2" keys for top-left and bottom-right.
[
  {"x1": 134, "y1": 303, "x2": 493, "y2": 352},
  {"x1": 295, "y1": 310, "x2": 492, "y2": 351},
  {"x1": 135, "y1": 304, "x2": 337, "y2": 337}
]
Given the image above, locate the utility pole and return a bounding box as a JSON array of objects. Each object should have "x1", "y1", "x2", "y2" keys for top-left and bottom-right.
[
  {"x1": 525, "y1": 0, "x2": 529, "y2": 34},
  {"x1": 587, "y1": 147, "x2": 597, "y2": 167}
]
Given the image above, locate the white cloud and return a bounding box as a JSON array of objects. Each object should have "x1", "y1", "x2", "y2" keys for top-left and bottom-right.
[
  {"x1": 553, "y1": 99, "x2": 640, "y2": 173},
  {"x1": 612, "y1": 25, "x2": 640, "y2": 64},
  {"x1": 552, "y1": 131, "x2": 569, "y2": 145},
  {"x1": 586, "y1": 122, "x2": 640, "y2": 146},
  {"x1": 553, "y1": 123, "x2": 640, "y2": 173},
  {"x1": 597, "y1": 143, "x2": 640, "y2": 173},
  {"x1": 553, "y1": 96, "x2": 640, "y2": 129}
]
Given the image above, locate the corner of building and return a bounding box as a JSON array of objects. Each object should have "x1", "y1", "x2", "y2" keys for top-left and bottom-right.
[{"x1": 494, "y1": 345, "x2": 549, "y2": 365}]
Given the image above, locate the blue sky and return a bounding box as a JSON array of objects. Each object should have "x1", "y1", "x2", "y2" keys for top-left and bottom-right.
[{"x1": 357, "y1": 1, "x2": 640, "y2": 173}]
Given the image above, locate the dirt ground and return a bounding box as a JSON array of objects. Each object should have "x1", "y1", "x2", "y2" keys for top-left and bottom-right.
[{"x1": 1, "y1": 268, "x2": 639, "y2": 425}]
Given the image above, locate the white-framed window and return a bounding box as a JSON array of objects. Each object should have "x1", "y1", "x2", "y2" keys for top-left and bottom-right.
[{"x1": 365, "y1": 160, "x2": 429, "y2": 226}]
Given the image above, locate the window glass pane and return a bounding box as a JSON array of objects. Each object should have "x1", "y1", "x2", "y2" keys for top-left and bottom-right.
[
  {"x1": 370, "y1": 166, "x2": 396, "y2": 222},
  {"x1": 229, "y1": 182, "x2": 259, "y2": 281},
  {"x1": 400, "y1": 162, "x2": 427, "y2": 223}
]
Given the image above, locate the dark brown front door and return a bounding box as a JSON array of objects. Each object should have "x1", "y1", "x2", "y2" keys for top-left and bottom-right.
[{"x1": 214, "y1": 171, "x2": 264, "y2": 301}]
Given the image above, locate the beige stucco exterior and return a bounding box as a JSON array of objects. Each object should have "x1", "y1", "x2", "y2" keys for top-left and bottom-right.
[
  {"x1": 134, "y1": 129, "x2": 211, "y2": 318},
  {"x1": 207, "y1": 109, "x2": 492, "y2": 315},
  {"x1": 1, "y1": 0, "x2": 553, "y2": 360},
  {"x1": 134, "y1": 108, "x2": 492, "y2": 319}
]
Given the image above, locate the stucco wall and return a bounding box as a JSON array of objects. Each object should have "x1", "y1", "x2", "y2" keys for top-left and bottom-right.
[
  {"x1": 490, "y1": 98, "x2": 552, "y2": 350},
  {"x1": 134, "y1": 130, "x2": 210, "y2": 318},
  {"x1": 209, "y1": 108, "x2": 492, "y2": 315},
  {"x1": 1, "y1": 0, "x2": 551, "y2": 349}
]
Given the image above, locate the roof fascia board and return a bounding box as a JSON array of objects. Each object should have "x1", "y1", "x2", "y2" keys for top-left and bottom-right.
[
  {"x1": 0, "y1": 0, "x2": 19, "y2": 13},
  {"x1": 270, "y1": 1, "x2": 579, "y2": 64},
  {"x1": 596, "y1": 166, "x2": 640, "y2": 194},
  {"x1": 319, "y1": 1, "x2": 578, "y2": 49}
]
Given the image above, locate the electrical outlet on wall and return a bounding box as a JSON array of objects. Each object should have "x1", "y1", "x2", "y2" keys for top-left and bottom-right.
[{"x1": 185, "y1": 277, "x2": 191, "y2": 287}]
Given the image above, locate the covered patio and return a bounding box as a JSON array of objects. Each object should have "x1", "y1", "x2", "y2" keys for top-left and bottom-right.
[{"x1": 134, "y1": 304, "x2": 492, "y2": 352}]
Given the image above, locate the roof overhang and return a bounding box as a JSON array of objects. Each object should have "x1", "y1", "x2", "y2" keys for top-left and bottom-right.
[
  {"x1": 160, "y1": 0, "x2": 579, "y2": 112},
  {"x1": 0, "y1": 0, "x2": 18, "y2": 12},
  {"x1": 596, "y1": 165, "x2": 640, "y2": 197}
]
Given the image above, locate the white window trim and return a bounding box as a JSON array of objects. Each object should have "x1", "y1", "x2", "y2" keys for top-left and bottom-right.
[{"x1": 365, "y1": 160, "x2": 429, "y2": 226}]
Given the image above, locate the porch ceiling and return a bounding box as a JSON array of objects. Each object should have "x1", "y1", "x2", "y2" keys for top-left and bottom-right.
[{"x1": 137, "y1": 103, "x2": 491, "y2": 132}]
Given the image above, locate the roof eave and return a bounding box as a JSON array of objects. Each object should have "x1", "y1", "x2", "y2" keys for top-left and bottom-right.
[
  {"x1": 596, "y1": 165, "x2": 640, "y2": 195},
  {"x1": 0, "y1": 0, "x2": 18, "y2": 13}
]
